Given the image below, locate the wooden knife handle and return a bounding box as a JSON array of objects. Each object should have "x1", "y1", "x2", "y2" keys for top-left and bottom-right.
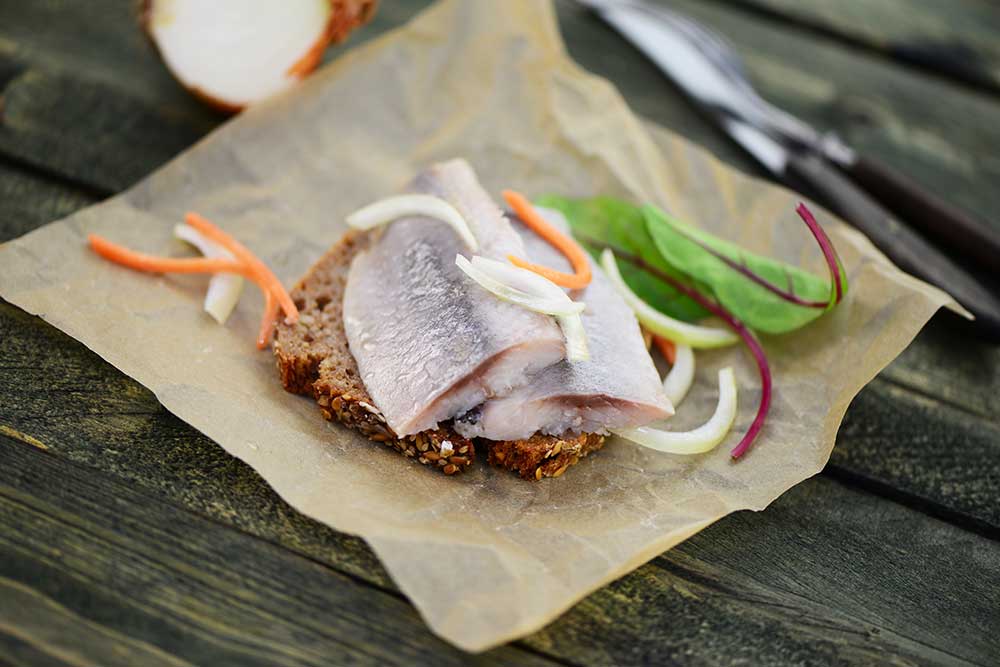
[
  {"x1": 846, "y1": 155, "x2": 1000, "y2": 274},
  {"x1": 786, "y1": 152, "x2": 1000, "y2": 339}
]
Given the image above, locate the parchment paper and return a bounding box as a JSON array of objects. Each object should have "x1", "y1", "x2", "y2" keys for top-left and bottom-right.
[{"x1": 0, "y1": 0, "x2": 954, "y2": 652}]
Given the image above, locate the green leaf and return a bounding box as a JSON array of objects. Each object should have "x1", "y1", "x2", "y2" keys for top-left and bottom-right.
[
  {"x1": 536, "y1": 195, "x2": 709, "y2": 321},
  {"x1": 643, "y1": 205, "x2": 838, "y2": 334}
]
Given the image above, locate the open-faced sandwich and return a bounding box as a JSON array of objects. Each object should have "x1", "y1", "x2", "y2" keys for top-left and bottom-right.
[
  {"x1": 273, "y1": 159, "x2": 671, "y2": 479},
  {"x1": 88, "y1": 159, "x2": 845, "y2": 480}
]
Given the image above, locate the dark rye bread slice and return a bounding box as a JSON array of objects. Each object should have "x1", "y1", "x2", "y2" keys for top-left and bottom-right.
[
  {"x1": 273, "y1": 229, "x2": 605, "y2": 479},
  {"x1": 273, "y1": 230, "x2": 474, "y2": 475},
  {"x1": 489, "y1": 433, "x2": 606, "y2": 480}
]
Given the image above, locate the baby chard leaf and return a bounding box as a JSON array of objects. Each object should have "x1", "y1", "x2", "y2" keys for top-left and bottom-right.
[
  {"x1": 535, "y1": 195, "x2": 709, "y2": 322},
  {"x1": 643, "y1": 205, "x2": 846, "y2": 334}
]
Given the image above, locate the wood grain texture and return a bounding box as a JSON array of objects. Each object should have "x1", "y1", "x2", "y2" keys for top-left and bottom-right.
[
  {"x1": 1, "y1": 1, "x2": 1000, "y2": 664},
  {"x1": 721, "y1": 0, "x2": 1000, "y2": 92},
  {"x1": 560, "y1": 0, "x2": 1000, "y2": 233},
  {"x1": 3, "y1": 434, "x2": 999, "y2": 667},
  {"x1": 529, "y1": 475, "x2": 1000, "y2": 666},
  {"x1": 0, "y1": 439, "x2": 558, "y2": 667},
  {"x1": 0, "y1": 161, "x2": 97, "y2": 242}
]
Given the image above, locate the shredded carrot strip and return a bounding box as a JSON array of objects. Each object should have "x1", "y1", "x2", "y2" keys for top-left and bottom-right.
[
  {"x1": 90, "y1": 233, "x2": 277, "y2": 322},
  {"x1": 89, "y1": 235, "x2": 248, "y2": 276},
  {"x1": 502, "y1": 190, "x2": 592, "y2": 290},
  {"x1": 257, "y1": 291, "x2": 280, "y2": 350},
  {"x1": 89, "y1": 216, "x2": 295, "y2": 350},
  {"x1": 653, "y1": 335, "x2": 677, "y2": 365},
  {"x1": 184, "y1": 213, "x2": 299, "y2": 325}
]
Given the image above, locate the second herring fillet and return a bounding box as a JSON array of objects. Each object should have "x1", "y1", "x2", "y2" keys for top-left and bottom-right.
[
  {"x1": 454, "y1": 207, "x2": 673, "y2": 442},
  {"x1": 343, "y1": 160, "x2": 565, "y2": 436}
]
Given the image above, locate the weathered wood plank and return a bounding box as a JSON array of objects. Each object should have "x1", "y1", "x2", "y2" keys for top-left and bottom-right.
[
  {"x1": 0, "y1": 63, "x2": 210, "y2": 193},
  {"x1": 0, "y1": 0, "x2": 422, "y2": 194},
  {"x1": 4, "y1": 0, "x2": 1000, "y2": 235},
  {"x1": 0, "y1": 439, "x2": 560, "y2": 667},
  {"x1": 882, "y1": 317, "x2": 1000, "y2": 422},
  {"x1": 4, "y1": 433, "x2": 999, "y2": 666},
  {"x1": 1, "y1": 296, "x2": 998, "y2": 664},
  {"x1": 834, "y1": 374, "x2": 1000, "y2": 533},
  {"x1": 561, "y1": 0, "x2": 1000, "y2": 232},
  {"x1": 2, "y1": 0, "x2": 996, "y2": 424},
  {"x1": 0, "y1": 577, "x2": 194, "y2": 667},
  {"x1": 532, "y1": 474, "x2": 1000, "y2": 666},
  {"x1": 0, "y1": 161, "x2": 97, "y2": 242},
  {"x1": 721, "y1": 0, "x2": 1000, "y2": 92}
]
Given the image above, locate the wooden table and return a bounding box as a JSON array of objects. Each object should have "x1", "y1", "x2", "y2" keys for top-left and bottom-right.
[{"x1": 1, "y1": 2, "x2": 998, "y2": 665}]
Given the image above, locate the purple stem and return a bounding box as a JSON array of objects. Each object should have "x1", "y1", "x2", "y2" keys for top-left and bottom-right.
[
  {"x1": 795, "y1": 203, "x2": 844, "y2": 305},
  {"x1": 655, "y1": 204, "x2": 845, "y2": 308},
  {"x1": 665, "y1": 219, "x2": 829, "y2": 308},
  {"x1": 577, "y1": 235, "x2": 772, "y2": 459}
]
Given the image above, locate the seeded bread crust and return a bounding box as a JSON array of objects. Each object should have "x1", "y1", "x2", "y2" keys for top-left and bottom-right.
[
  {"x1": 273, "y1": 230, "x2": 474, "y2": 475},
  {"x1": 273, "y1": 229, "x2": 606, "y2": 480},
  {"x1": 487, "y1": 433, "x2": 606, "y2": 480}
]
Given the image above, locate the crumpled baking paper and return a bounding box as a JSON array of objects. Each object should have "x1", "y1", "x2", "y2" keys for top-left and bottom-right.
[{"x1": 0, "y1": 0, "x2": 954, "y2": 652}]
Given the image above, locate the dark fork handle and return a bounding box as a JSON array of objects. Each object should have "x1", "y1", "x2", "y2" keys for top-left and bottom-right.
[
  {"x1": 845, "y1": 155, "x2": 1000, "y2": 273},
  {"x1": 786, "y1": 153, "x2": 1000, "y2": 339}
]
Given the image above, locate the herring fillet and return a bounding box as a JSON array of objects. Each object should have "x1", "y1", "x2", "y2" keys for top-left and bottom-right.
[
  {"x1": 342, "y1": 160, "x2": 565, "y2": 436},
  {"x1": 454, "y1": 208, "x2": 673, "y2": 441}
]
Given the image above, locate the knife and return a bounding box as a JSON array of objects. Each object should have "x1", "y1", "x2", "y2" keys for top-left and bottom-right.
[{"x1": 580, "y1": 0, "x2": 1000, "y2": 336}]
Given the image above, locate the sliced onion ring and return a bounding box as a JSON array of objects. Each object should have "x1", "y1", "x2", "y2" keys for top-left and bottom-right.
[
  {"x1": 456, "y1": 254, "x2": 590, "y2": 362},
  {"x1": 600, "y1": 248, "x2": 738, "y2": 349},
  {"x1": 347, "y1": 194, "x2": 478, "y2": 251},
  {"x1": 662, "y1": 342, "x2": 695, "y2": 407},
  {"x1": 614, "y1": 367, "x2": 737, "y2": 455},
  {"x1": 174, "y1": 224, "x2": 245, "y2": 324}
]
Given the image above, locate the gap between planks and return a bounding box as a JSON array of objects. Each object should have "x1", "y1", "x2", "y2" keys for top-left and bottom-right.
[{"x1": 698, "y1": 0, "x2": 1000, "y2": 95}]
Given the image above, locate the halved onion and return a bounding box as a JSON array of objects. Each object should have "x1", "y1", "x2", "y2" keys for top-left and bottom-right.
[
  {"x1": 600, "y1": 249, "x2": 738, "y2": 349},
  {"x1": 173, "y1": 225, "x2": 244, "y2": 324},
  {"x1": 662, "y1": 342, "x2": 695, "y2": 407},
  {"x1": 614, "y1": 367, "x2": 737, "y2": 455},
  {"x1": 456, "y1": 254, "x2": 590, "y2": 362},
  {"x1": 347, "y1": 195, "x2": 478, "y2": 251}
]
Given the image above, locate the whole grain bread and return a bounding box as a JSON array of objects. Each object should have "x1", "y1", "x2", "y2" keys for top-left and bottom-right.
[{"x1": 273, "y1": 229, "x2": 604, "y2": 479}]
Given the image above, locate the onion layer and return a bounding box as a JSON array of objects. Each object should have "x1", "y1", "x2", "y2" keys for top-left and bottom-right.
[
  {"x1": 173, "y1": 225, "x2": 245, "y2": 324},
  {"x1": 347, "y1": 194, "x2": 478, "y2": 251},
  {"x1": 614, "y1": 367, "x2": 737, "y2": 455},
  {"x1": 662, "y1": 342, "x2": 695, "y2": 407},
  {"x1": 456, "y1": 255, "x2": 590, "y2": 362},
  {"x1": 600, "y1": 249, "x2": 738, "y2": 349}
]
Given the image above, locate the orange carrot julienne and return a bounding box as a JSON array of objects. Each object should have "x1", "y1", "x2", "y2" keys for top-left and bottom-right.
[
  {"x1": 257, "y1": 291, "x2": 280, "y2": 350},
  {"x1": 90, "y1": 233, "x2": 278, "y2": 321},
  {"x1": 184, "y1": 213, "x2": 299, "y2": 325},
  {"x1": 502, "y1": 190, "x2": 592, "y2": 290},
  {"x1": 89, "y1": 234, "x2": 248, "y2": 276},
  {"x1": 89, "y1": 219, "x2": 293, "y2": 350},
  {"x1": 653, "y1": 335, "x2": 677, "y2": 365}
]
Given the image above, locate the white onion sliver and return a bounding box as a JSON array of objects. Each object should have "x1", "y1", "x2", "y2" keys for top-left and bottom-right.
[
  {"x1": 600, "y1": 249, "x2": 738, "y2": 349},
  {"x1": 173, "y1": 225, "x2": 245, "y2": 324},
  {"x1": 614, "y1": 367, "x2": 737, "y2": 455},
  {"x1": 455, "y1": 254, "x2": 590, "y2": 362},
  {"x1": 662, "y1": 342, "x2": 695, "y2": 407},
  {"x1": 470, "y1": 256, "x2": 567, "y2": 300},
  {"x1": 557, "y1": 313, "x2": 590, "y2": 362},
  {"x1": 455, "y1": 256, "x2": 584, "y2": 317},
  {"x1": 346, "y1": 194, "x2": 478, "y2": 251}
]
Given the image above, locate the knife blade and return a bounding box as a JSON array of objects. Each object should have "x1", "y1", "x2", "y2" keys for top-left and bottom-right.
[{"x1": 584, "y1": 0, "x2": 1000, "y2": 336}]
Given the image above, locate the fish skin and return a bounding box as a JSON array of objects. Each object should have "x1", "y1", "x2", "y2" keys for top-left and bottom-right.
[
  {"x1": 342, "y1": 160, "x2": 565, "y2": 436},
  {"x1": 454, "y1": 207, "x2": 673, "y2": 441}
]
